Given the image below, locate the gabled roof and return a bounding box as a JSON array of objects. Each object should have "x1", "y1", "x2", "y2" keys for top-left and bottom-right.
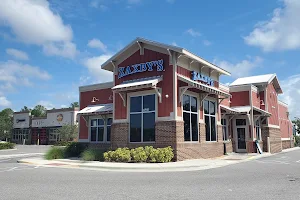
[
  {"x1": 230, "y1": 74, "x2": 282, "y2": 94},
  {"x1": 101, "y1": 37, "x2": 230, "y2": 76}
]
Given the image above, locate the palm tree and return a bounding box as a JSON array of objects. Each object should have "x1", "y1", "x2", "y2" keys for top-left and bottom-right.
[{"x1": 70, "y1": 102, "x2": 79, "y2": 108}]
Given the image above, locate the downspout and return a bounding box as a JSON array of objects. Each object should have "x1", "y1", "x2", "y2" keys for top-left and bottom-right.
[{"x1": 250, "y1": 85, "x2": 254, "y2": 152}]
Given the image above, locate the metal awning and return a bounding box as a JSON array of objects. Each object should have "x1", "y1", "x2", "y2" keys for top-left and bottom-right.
[
  {"x1": 220, "y1": 105, "x2": 241, "y2": 114},
  {"x1": 112, "y1": 76, "x2": 162, "y2": 92},
  {"x1": 177, "y1": 74, "x2": 231, "y2": 98},
  {"x1": 230, "y1": 106, "x2": 271, "y2": 116},
  {"x1": 77, "y1": 104, "x2": 113, "y2": 116}
]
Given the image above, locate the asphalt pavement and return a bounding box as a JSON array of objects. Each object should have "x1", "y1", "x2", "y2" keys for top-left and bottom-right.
[{"x1": 0, "y1": 146, "x2": 300, "y2": 200}]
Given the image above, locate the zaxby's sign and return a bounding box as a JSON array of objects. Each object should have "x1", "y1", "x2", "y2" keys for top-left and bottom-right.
[
  {"x1": 118, "y1": 59, "x2": 164, "y2": 79},
  {"x1": 191, "y1": 71, "x2": 214, "y2": 86}
]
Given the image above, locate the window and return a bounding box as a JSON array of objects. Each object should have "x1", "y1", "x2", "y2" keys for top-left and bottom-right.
[
  {"x1": 256, "y1": 120, "x2": 261, "y2": 141},
  {"x1": 49, "y1": 128, "x2": 60, "y2": 142},
  {"x1": 90, "y1": 117, "x2": 111, "y2": 142},
  {"x1": 236, "y1": 119, "x2": 246, "y2": 126},
  {"x1": 204, "y1": 100, "x2": 216, "y2": 141},
  {"x1": 130, "y1": 94, "x2": 155, "y2": 142},
  {"x1": 183, "y1": 94, "x2": 198, "y2": 141},
  {"x1": 221, "y1": 118, "x2": 228, "y2": 141}
]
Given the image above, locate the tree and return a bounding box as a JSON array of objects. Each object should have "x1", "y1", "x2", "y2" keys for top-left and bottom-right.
[
  {"x1": 0, "y1": 108, "x2": 13, "y2": 140},
  {"x1": 31, "y1": 105, "x2": 47, "y2": 117},
  {"x1": 70, "y1": 102, "x2": 79, "y2": 108},
  {"x1": 58, "y1": 124, "x2": 78, "y2": 141},
  {"x1": 292, "y1": 117, "x2": 300, "y2": 135},
  {"x1": 20, "y1": 106, "x2": 31, "y2": 112}
]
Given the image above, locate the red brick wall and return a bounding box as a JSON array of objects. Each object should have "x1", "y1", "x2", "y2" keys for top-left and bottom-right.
[
  {"x1": 79, "y1": 88, "x2": 113, "y2": 139},
  {"x1": 230, "y1": 91, "x2": 249, "y2": 107},
  {"x1": 267, "y1": 83, "x2": 279, "y2": 126},
  {"x1": 252, "y1": 91, "x2": 260, "y2": 108},
  {"x1": 259, "y1": 91, "x2": 265, "y2": 110},
  {"x1": 114, "y1": 49, "x2": 173, "y2": 119},
  {"x1": 279, "y1": 103, "x2": 293, "y2": 138}
]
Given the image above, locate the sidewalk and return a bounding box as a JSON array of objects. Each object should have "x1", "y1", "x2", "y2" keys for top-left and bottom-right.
[{"x1": 17, "y1": 147, "x2": 300, "y2": 172}]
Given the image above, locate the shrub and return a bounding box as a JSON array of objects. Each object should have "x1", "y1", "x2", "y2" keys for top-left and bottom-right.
[
  {"x1": 64, "y1": 142, "x2": 88, "y2": 157},
  {"x1": 0, "y1": 142, "x2": 15, "y2": 150},
  {"x1": 81, "y1": 149, "x2": 105, "y2": 161},
  {"x1": 44, "y1": 147, "x2": 65, "y2": 160},
  {"x1": 130, "y1": 147, "x2": 147, "y2": 162},
  {"x1": 295, "y1": 136, "x2": 300, "y2": 147},
  {"x1": 104, "y1": 146, "x2": 174, "y2": 163},
  {"x1": 104, "y1": 148, "x2": 131, "y2": 162},
  {"x1": 53, "y1": 141, "x2": 72, "y2": 146}
]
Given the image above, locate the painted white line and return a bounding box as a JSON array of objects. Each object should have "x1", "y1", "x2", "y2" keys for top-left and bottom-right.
[
  {"x1": 0, "y1": 153, "x2": 43, "y2": 159},
  {"x1": 0, "y1": 159, "x2": 11, "y2": 162},
  {"x1": 7, "y1": 167, "x2": 18, "y2": 171},
  {"x1": 296, "y1": 160, "x2": 300, "y2": 163}
]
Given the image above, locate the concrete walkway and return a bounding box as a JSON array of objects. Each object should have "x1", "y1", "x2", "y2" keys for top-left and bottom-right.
[{"x1": 17, "y1": 147, "x2": 300, "y2": 172}]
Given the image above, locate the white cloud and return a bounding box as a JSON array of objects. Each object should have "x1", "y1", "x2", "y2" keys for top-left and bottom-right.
[
  {"x1": 6, "y1": 48, "x2": 29, "y2": 60},
  {"x1": 214, "y1": 56, "x2": 263, "y2": 78},
  {"x1": 43, "y1": 41, "x2": 78, "y2": 59},
  {"x1": 87, "y1": 39, "x2": 107, "y2": 52},
  {"x1": 171, "y1": 42, "x2": 178, "y2": 46},
  {"x1": 0, "y1": 60, "x2": 51, "y2": 87},
  {"x1": 83, "y1": 54, "x2": 113, "y2": 83},
  {"x1": 89, "y1": 0, "x2": 108, "y2": 10},
  {"x1": 280, "y1": 74, "x2": 300, "y2": 119},
  {"x1": 37, "y1": 100, "x2": 55, "y2": 110},
  {"x1": 244, "y1": 0, "x2": 300, "y2": 52},
  {"x1": 0, "y1": 96, "x2": 11, "y2": 107},
  {"x1": 0, "y1": 0, "x2": 77, "y2": 59},
  {"x1": 185, "y1": 28, "x2": 201, "y2": 37},
  {"x1": 203, "y1": 40, "x2": 212, "y2": 46}
]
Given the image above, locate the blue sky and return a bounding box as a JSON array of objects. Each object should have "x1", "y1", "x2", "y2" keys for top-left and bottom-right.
[{"x1": 1, "y1": 0, "x2": 300, "y2": 118}]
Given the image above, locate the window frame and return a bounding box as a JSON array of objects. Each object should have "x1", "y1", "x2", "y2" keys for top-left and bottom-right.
[
  {"x1": 128, "y1": 92, "x2": 157, "y2": 143},
  {"x1": 182, "y1": 93, "x2": 199, "y2": 142},
  {"x1": 203, "y1": 98, "x2": 217, "y2": 142},
  {"x1": 221, "y1": 117, "x2": 229, "y2": 141},
  {"x1": 255, "y1": 119, "x2": 261, "y2": 141},
  {"x1": 89, "y1": 115, "x2": 112, "y2": 143}
]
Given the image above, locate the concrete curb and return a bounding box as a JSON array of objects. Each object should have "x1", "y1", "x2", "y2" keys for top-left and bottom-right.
[{"x1": 17, "y1": 148, "x2": 300, "y2": 172}]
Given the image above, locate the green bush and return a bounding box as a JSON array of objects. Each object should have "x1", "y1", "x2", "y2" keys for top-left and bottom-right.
[
  {"x1": 104, "y1": 146, "x2": 174, "y2": 163},
  {"x1": 81, "y1": 149, "x2": 105, "y2": 161},
  {"x1": 44, "y1": 147, "x2": 65, "y2": 160},
  {"x1": 130, "y1": 147, "x2": 147, "y2": 162},
  {"x1": 53, "y1": 141, "x2": 72, "y2": 146},
  {"x1": 64, "y1": 142, "x2": 88, "y2": 157},
  {"x1": 104, "y1": 148, "x2": 131, "y2": 162},
  {"x1": 0, "y1": 142, "x2": 15, "y2": 150},
  {"x1": 295, "y1": 136, "x2": 300, "y2": 147}
]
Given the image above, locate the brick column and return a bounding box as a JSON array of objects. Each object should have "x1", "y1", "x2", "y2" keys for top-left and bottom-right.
[
  {"x1": 111, "y1": 123, "x2": 129, "y2": 149},
  {"x1": 199, "y1": 123, "x2": 206, "y2": 143},
  {"x1": 261, "y1": 126, "x2": 282, "y2": 153}
]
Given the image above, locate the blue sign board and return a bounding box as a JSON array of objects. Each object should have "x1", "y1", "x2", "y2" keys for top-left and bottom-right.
[
  {"x1": 118, "y1": 59, "x2": 164, "y2": 79},
  {"x1": 191, "y1": 71, "x2": 214, "y2": 86}
]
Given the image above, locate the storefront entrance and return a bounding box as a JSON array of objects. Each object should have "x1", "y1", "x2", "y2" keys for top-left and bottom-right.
[{"x1": 234, "y1": 118, "x2": 248, "y2": 152}]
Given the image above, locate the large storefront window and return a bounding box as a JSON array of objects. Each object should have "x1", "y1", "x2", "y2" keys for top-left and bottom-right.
[
  {"x1": 221, "y1": 118, "x2": 228, "y2": 141},
  {"x1": 256, "y1": 120, "x2": 261, "y2": 141},
  {"x1": 130, "y1": 94, "x2": 155, "y2": 142},
  {"x1": 183, "y1": 94, "x2": 198, "y2": 141},
  {"x1": 204, "y1": 100, "x2": 216, "y2": 141},
  {"x1": 13, "y1": 129, "x2": 29, "y2": 142},
  {"x1": 49, "y1": 128, "x2": 60, "y2": 142},
  {"x1": 90, "y1": 117, "x2": 112, "y2": 142}
]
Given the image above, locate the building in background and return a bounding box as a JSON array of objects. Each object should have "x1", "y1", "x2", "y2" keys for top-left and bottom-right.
[
  {"x1": 77, "y1": 37, "x2": 293, "y2": 161},
  {"x1": 12, "y1": 108, "x2": 79, "y2": 145}
]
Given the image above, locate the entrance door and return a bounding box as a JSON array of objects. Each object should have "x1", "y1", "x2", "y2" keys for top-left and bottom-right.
[
  {"x1": 235, "y1": 118, "x2": 248, "y2": 152},
  {"x1": 237, "y1": 128, "x2": 246, "y2": 150}
]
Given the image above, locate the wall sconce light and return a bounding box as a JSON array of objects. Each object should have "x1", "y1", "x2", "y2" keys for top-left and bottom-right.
[
  {"x1": 165, "y1": 94, "x2": 169, "y2": 98},
  {"x1": 91, "y1": 97, "x2": 99, "y2": 103},
  {"x1": 260, "y1": 100, "x2": 265, "y2": 106}
]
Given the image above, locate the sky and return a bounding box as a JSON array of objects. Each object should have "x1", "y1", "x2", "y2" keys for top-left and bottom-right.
[{"x1": 0, "y1": 0, "x2": 300, "y2": 118}]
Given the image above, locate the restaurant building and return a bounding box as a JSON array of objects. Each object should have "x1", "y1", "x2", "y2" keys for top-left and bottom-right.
[
  {"x1": 12, "y1": 108, "x2": 78, "y2": 145},
  {"x1": 78, "y1": 38, "x2": 293, "y2": 161}
]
